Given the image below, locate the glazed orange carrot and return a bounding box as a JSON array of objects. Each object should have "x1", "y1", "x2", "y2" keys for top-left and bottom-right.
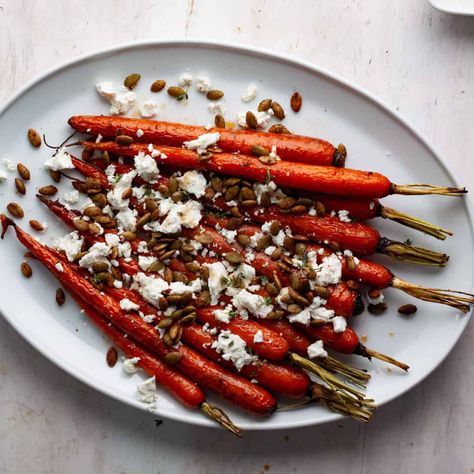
[
  {"x1": 79, "y1": 140, "x2": 466, "y2": 199},
  {"x1": 69, "y1": 115, "x2": 344, "y2": 166},
  {"x1": 1, "y1": 218, "x2": 277, "y2": 416}
]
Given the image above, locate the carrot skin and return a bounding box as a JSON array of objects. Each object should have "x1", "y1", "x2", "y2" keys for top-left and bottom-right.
[
  {"x1": 259, "y1": 319, "x2": 312, "y2": 356},
  {"x1": 82, "y1": 141, "x2": 393, "y2": 198},
  {"x1": 300, "y1": 324, "x2": 360, "y2": 354},
  {"x1": 69, "y1": 115, "x2": 338, "y2": 166}
]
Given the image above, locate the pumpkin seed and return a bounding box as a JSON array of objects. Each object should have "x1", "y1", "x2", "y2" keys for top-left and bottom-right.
[
  {"x1": 160, "y1": 249, "x2": 177, "y2": 261},
  {"x1": 121, "y1": 187, "x2": 133, "y2": 200},
  {"x1": 151, "y1": 79, "x2": 166, "y2": 92},
  {"x1": 122, "y1": 231, "x2": 137, "y2": 241},
  {"x1": 277, "y1": 262, "x2": 292, "y2": 273},
  {"x1": 256, "y1": 235, "x2": 272, "y2": 251},
  {"x1": 258, "y1": 155, "x2": 277, "y2": 165},
  {"x1": 95, "y1": 215, "x2": 116, "y2": 227},
  {"x1": 145, "y1": 198, "x2": 158, "y2": 211},
  {"x1": 246, "y1": 111, "x2": 258, "y2": 129},
  {"x1": 210, "y1": 176, "x2": 223, "y2": 193},
  {"x1": 148, "y1": 260, "x2": 164, "y2": 273},
  {"x1": 185, "y1": 262, "x2": 201, "y2": 273},
  {"x1": 268, "y1": 124, "x2": 291, "y2": 134},
  {"x1": 167, "y1": 86, "x2": 186, "y2": 98},
  {"x1": 315, "y1": 201, "x2": 326, "y2": 215},
  {"x1": 277, "y1": 197, "x2": 296, "y2": 210},
  {"x1": 398, "y1": 304, "x2": 417, "y2": 315},
  {"x1": 92, "y1": 261, "x2": 109, "y2": 273},
  {"x1": 271, "y1": 102, "x2": 285, "y2": 120},
  {"x1": 20, "y1": 261, "x2": 32, "y2": 278},
  {"x1": 181, "y1": 313, "x2": 196, "y2": 325},
  {"x1": 206, "y1": 89, "x2": 224, "y2": 101},
  {"x1": 157, "y1": 184, "x2": 170, "y2": 198},
  {"x1": 55, "y1": 287, "x2": 66, "y2": 306},
  {"x1": 337, "y1": 143, "x2": 347, "y2": 157},
  {"x1": 38, "y1": 184, "x2": 58, "y2": 196},
  {"x1": 173, "y1": 326, "x2": 183, "y2": 345},
  {"x1": 163, "y1": 333, "x2": 173, "y2": 347},
  {"x1": 346, "y1": 280, "x2": 360, "y2": 291},
  {"x1": 225, "y1": 185, "x2": 240, "y2": 201},
  {"x1": 88, "y1": 223, "x2": 102, "y2": 235},
  {"x1": 346, "y1": 256, "x2": 357, "y2": 271},
  {"x1": 115, "y1": 135, "x2": 134, "y2": 145},
  {"x1": 273, "y1": 273, "x2": 282, "y2": 291},
  {"x1": 251, "y1": 145, "x2": 269, "y2": 157},
  {"x1": 181, "y1": 244, "x2": 195, "y2": 253},
  {"x1": 241, "y1": 199, "x2": 257, "y2": 208},
  {"x1": 158, "y1": 297, "x2": 169, "y2": 310},
  {"x1": 17, "y1": 163, "x2": 30, "y2": 181},
  {"x1": 214, "y1": 114, "x2": 226, "y2": 128},
  {"x1": 224, "y1": 177, "x2": 241, "y2": 186},
  {"x1": 225, "y1": 252, "x2": 243, "y2": 265},
  {"x1": 111, "y1": 266, "x2": 122, "y2": 281},
  {"x1": 288, "y1": 287, "x2": 309, "y2": 307},
  {"x1": 49, "y1": 170, "x2": 61, "y2": 183},
  {"x1": 283, "y1": 236, "x2": 295, "y2": 253},
  {"x1": 328, "y1": 241, "x2": 341, "y2": 252},
  {"x1": 74, "y1": 219, "x2": 91, "y2": 232},
  {"x1": 265, "y1": 283, "x2": 279, "y2": 296},
  {"x1": 158, "y1": 318, "x2": 173, "y2": 329},
  {"x1": 295, "y1": 198, "x2": 314, "y2": 208},
  {"x1": 368, "y1": 303, "x2": 387, "y2": 315},
  {"x1": 102, "y1": 150, "x2": 110, "y2": 165},
  {"x1": 136, "y1": 212, "x2": 151, "y2": 228},
  {"x1": 83, "y1": 205, "x2": 102, "y2": 217},
  {"x1": 237, "y1": 234, "x2": 250, "y2": 247},
  {"x1": 7, "y1": 202, "x2": 24, "y2": 218},
  {"x1": 168, "y1": 176, "x2": 178, "y2": 193},
  {"x1": 149, "y1": 208, "x2": 161, "y2": 222},
  {"x1": 290, "y1": 92, "x2": 302, "y2": 112},
  {"x1": 124, "y1": 73, "x2": 141, "y2": 89},
  {"x1": 264, "y1": 310, "x2": 284, "y2": 320},
  {"x1": 194, "y1": 233, "x2": 213, "y2": 244},
  {"x1": 29, "y1": 220, "x2": 44, "y2": 232},
  {"x1": 270, "y1": 248, "x2": 282, "y2": 260},
  {"x1": 106, "y1": 347, "x2": 118, "y2": 367},
  {"x1": 15, "y1": 178, "x2": 26, "y2": 195},
  {"x1": 287, "y1": 303, "x2": 302, "y2": 314},
  {"x1": 260, "y1": 192, "x2": 271, "y2": 207},
  {"x1": 258, "y1": 99, "x2": 272, "y2": 112},
  {"x1": 164, "y1": 351, "x2": 182, "y2": 365},
  {"x1": 230, "y1": 207, "x2": 242, "y2": 218},
  {"x1": 294, "y1": 242, "x2": 306, "y2": 255},
  {"x1": 27, "y1": 128, "x2": 41, "y2": 147}
]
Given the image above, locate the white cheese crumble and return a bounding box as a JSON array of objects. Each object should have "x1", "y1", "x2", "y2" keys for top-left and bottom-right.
[
  {"x1": 147, "y1": 200, "x2": 202, "y2": 234},
  {"x1": 96, "y1": 81, "x2": 137, "y2": 115},
  {"x1": 104, "y1": 233, "x2": 120, "y2": 247},
  {"x1": 120, "y1": 298, "x2": 140, "y2": 312},
  {"x1": 63, "y1": 190, "x2": 80, "y2": 204},
  {"x1": 54, "y1": 262, "x2": 64, "y2": 272},
  {"x1": 177, "y1": 170, "x2": 207, "y2": 198},
  {"x1": 44, "y1": 147, "x2": 74, "y2": 171},
  {"x1": 56, "y1": 231, "x2": 84, "y2": 262},
  {"x1": 307, "y1": 340, "x2": 328, "y2": 359},
  {"x1": 139, "y1": 100, "x2": 159, "y2": 118},
  {"x1": 2, "y1": 158, "x2": 15, "y2": 171},
  {"x1": 332, "y1": 316, "x2": 347, "y2": 333},
  {"x1": 178, "y1": 72, "x2": 193, "y2": 87},
  {"x1": 0, "y1": 170, "x2": 7, "y2": 182},
  {"x1": 232, "y1": 289, "x2": 273, "y2": 319},
  {"x1": 211, "y1": 330, "x2": 257, "y2": 371},
  {"x1": 368, "y1": 291, "x2": 384, "y2": 305},
  {"x1": 241, "y1": 83, "x2": 257, "y2": 102},
  {"x1": 208, "y1": 102, "x2": 225, "y2": 115},
  {"x1": 237, "y1": 110, "x2": 273, "y2": 128},
  {"x1": 138, "y1": 256, "x2": 158, "y2": 271},
  {"x1": 136, "y1": 376, "x2": 156, "y2": 405},
  {"x1": 338, "y1": 210, "x2": 351, "y2": 222},
  {"x1": 220, "y1": 228, "x2": 237, "y2": 244},
  {"x1": 213, "y1": 307, "x2": 234, "y2": 323},
  {"x1": 78, "y1": 242, "x2": 110, "y2": 272},
  {"x1": 183, "y1": 132, "x2": 220, "y2": 156},
  {"x1": 195, "y1": 75, "x2": 211, "y2": 92},
  {"x1": 253, "y1": 330, "x2": 264, "y2": 343},
  {"x1": 123, "y1": 356, "x2": 140, "y2": 374},
  {"x1": 134, "y1": 151, "x2": 160, "y2": 182},
  {"x1": 136, "y1": 129, "x2": 144, "y2": 138},
  {"x1": 205, "y1": 262, "x2": 228, "y2": 305}
]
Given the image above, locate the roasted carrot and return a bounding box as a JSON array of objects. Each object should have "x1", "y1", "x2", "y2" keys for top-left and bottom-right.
[
  {"x1": 1, "y1": 218, "x2": 277, "y2": 416},
  {"x1": 80, "y1": 140, "x2": 466, "y2": 198},
  {"x1": 69, "y1": 115, "x2": 344, "y2": 166}
]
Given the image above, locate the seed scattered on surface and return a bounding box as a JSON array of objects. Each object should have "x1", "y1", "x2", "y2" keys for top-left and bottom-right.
[
  {"x1": 368, "y1": 303, "x2": 388, "y2": 315},
  {"x1": 258, "y1": 155, "x2": 278, "y2": 165},
  {"x1": 7, "y1": 202, "x2": 24, "y2": 218},
  {"x1": 290, "y1": 92, "x2": 302, "y2": 112},
  {"x1": 246, "y1": 111, "x2": 258, "y2": 129},
  {"x1": 49, "y1": 170, "x2": 61, "y2": 183},
  {"x1": 38, "y1": 185, "x2": 58, "y2": 196},
  {"x1": 29, "y1": 220, "x2": 44, "y2": 232},
  {"x1": 258, "y1": 99, "x2": 272, "y2": 112},
  {"x1": 236, "y1": 234, "x2": 250, "y2": 247},
  {"x1": 337, "y1": 143, "x2": 347, "y2": 157},
  {"x1": 88, "y1": 223, "x2": 101, "y2": 235},
  {"x1": 206, "y1": 89, "x2": 224, "y2": 101},
  {"x1": 225, "y1": 251, "x2": 243, "y2": 265},
  {"x1": 225, "y1": 185, "x2": 240, "y2": 201},
  {"x1": 122, "y1": 231, "x2": 137, "y2": 241},
  {"x1": 102, "y1": 150, "x2": 110, "y2": 165},
  {"x1": 17, "y1": 163, "x2": 30, "y2": 181},
  {"x1": 167, "y1": 86, "x2": 186, "y2": 98},
  {"x1": 271, "y1": 102, "x2": 285, "y2": 120},
  {"x1": 15, "y1": 178, "x2": 26, "y2": 195},
  {"x1": 21, "y1": 261, "x2": 32, "y2": 278},
  {"x1": 150, "y1": 79, "x2": 166, "y2": 92},
  {"x1": 251, "y1": 145, "x2": 269, "y2": 157},
  {"x1": 194, "y1": 233, "x2": 213, "y2": 245},
  {"x1": 315, "y1": 201, "x2": 326, "y2": 215},
  {"x1": 106, "y1": 347, "x2": 118, "y2": 367},
  {"x1": 27, "y1": 128, "x2": 41, "y2": 147},
  {"x1": 73, "y1": 219, "x2": 89, "y2": 232},
  {"x1": 346, "y1": 256, "x2": 357, "y2": 270},
  {"x1": 83, "y1": 205, "x2": 101, "y2": 217},
  {"x1": 164, "y1": 352, "x2": 182, "y2": 365},
  {"x1": 115, "y1": 135, "x2": 134, "y2": 145},
  {"x1": 214, "y1": 114, "x2": 226, "y2": 128},
  {"x1": 398, "y1": 304, "x2": 417, "y2": 315},
  {"x1": 121, "y1": 187, "x2": 133, "y2": 200},
  {"x1": 55, "y1": 287, "x2": 66, "y2": 306},
  {"x1": 268, "y1": 124, "x2": 291, "y2": 134},
  {"x1": 124, "y1": 73, "x2": 141, "y2": 89},
  {"x1": 287, "y1": 303, "x2": 302, "y2": 314},
  {"x1": 256, "y1": 235, "x2": 272, "y2": 251},
  {"x1": 92, "y1": 261, "x2": 109, "y2": 273},
  {"x1": 265, "y1": 283, "x2": 279, "y2": 297}
]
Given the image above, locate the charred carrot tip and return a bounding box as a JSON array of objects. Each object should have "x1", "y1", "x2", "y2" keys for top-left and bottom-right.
[{"x1": 1, "y1": 214, "x2": 15, "y2": 239}]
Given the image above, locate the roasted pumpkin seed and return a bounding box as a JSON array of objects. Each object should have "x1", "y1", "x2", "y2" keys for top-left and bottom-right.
[
  {"x1": 290, "y1": 92, "x2": 302, "y2": 112},
  {"x1": 7, "y1": 202, "x2": 24, "y2": 218},
  {"x1": 258, "y1": 99, "x2": 272, "y2": 112},
  {"x1": 55, "y1": 288, "x2": 66, "y2": 306},
  {"x1": 17, "y1": 163, "x2": 30, "y2": 181},
  {"x1": 225, "y1": 252, "x2": 243, "y2": 265},
  {"x1": 167, "y1": 86, "x2": 186, "y2": 98},
  {"x1": 150, "y1": 79, "x2": 166, "y2": 92},
  {"x1": 214, "y1": 114, "x2": 226, "y2": 128},
  {"x1": 49, "y1": 170, "x2": 61, "y2": 183},
  {"x1": 21, "y1": 261, "x2": 32, "y2": 278},
  {"x1": 398, "y1": 304, "x2": 417, "y2": 315},
  {"x1": 164, "y1": 352, "x2": 182, "y2": 365},
  {"x1": 206, "y1": 89, "x2": 224, "y2": 101},
  {"x1": 271, "y1": 102, "x2": 285, "y2": 120},
  {"x1": 251, "y1": 145, "x2": 269, "y2": 157},
  {"x1": 268, "y1": 124, "x2": 291, "y2": 134},
  {"x1": 29, "y1": 220, "x2": 44, "y2": 232},
  {"x1": 246, "y1": 111, "x2": 258, "y2": 129},
  {"x1": 38, "y1": 185, "x2": 58, "y2": 196},
  {"x1": 27, "y1": 128, "x2": 41, "y2": 147},
  {"x1": 124, "y1": 73, "x2": 141, "y2": 89},
  {"x1": 115, "y1": 134, "x2": 134, "y2": 145},
  {"x1": 15, "y1": 178, "x2": 26, "y2": 195}
]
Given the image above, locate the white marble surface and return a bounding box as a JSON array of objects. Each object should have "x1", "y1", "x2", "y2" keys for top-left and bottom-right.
[{"x1": 1, "y1": 1, "x2": 474, "y2": 472}]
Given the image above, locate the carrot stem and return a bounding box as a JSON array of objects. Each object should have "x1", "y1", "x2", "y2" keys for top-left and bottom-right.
[
  {"x1": 378, "y1": 238, "x2": 449, "y2": 267},
  {"x1": 200, "y1": 402, "x2": 242, "y2": 437},
  {"x1": 392, "y1": 183, "x2": 467, "y2": 197}
]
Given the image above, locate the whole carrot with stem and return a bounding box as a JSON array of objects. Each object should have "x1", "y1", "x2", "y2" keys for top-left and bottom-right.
[{"x1": 68, "y1": 115, "x2": 345, "y2": 166}]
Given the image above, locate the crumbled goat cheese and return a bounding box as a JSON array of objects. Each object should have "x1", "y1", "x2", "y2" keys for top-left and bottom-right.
[
  {"x1": 264, "y1": 245, "x2": 276, "y2": 256},
  {"x1": 136, "y1": 376, "x2": 156, "y2": 405},
  {"x1": 213, "y1": 307, "x2": 234, "y2": 323},
  {"x1": 120, "y1": 298, "x2": 140, "y2": 312},
  {"x1": 139, "y1": 100, "x2": 159, "y2": 118},
  {"x1": 142, "y1": 314, "x2": 155, "y2": 323},
  {"x1": 55, "y1": 262, "x2": 64, "y2": 272},
  {"x1": 148, "y1": 200, "x2": 202, "y2": 234},
  {"x1": 0, "y1": 170, "x2": 8, "y2": 182},
  {"x1": 2, "y1": 158, "x2": 15, "y2": 171},
  {"x1": 307, "y1": 340, "x2": 328, "y2": 359},
  {"x1": 205, "y1": 262, "x2": 228, "y2": 305},
  {"x1": 183, "y1": 132, "x2": 220, "y2": 156},
  {"x1": 136, "y1": 129, "x2": 144, "y2": 138},
  {"x1": 208, "y1": 102, "x2": 225, "y2": 115},
  {"x1": 133, "y1": 273, "x2": 170, "y2": 307},
  {"x1": 253, "y1": 181, "x2": 277, "y2": 204},
  {"x1": 253, "y1": 330, "x2": 264, "y2": 343},
  {"x1": 44, "y1": 147, "x2": 74, "y2": 171},
  {"x1": 220, "y1": 228, "x2": 237, "y2": 244},
  {"x1": 113, "y1": 280, "x2": 123, "y2": 289},
  {"x1": 314, "y1": 253, "x2": 342, "y2": 287},
  {"x1": 96, "y1": 81, "x2": 137, "y2": 115},
  {"x1": 338, "y1": 210, "x2": 351, "y2": 222},
  {"x1": 332, "y1": 316, "x2": 347, "y2": 333},
  {"x1": 63, "y1": 190, "x2": 80, "y2": 204},
  {"x1": 177, "y1": 170, "x2": 207, "y2": 198},
  {"x1": 116, "y1": 208, "x2": 137, "y2": 232},
  {"x1": 241, "y1": 83, "x2": 257, "y2": 102},
  {"x1": 123, "y1": 357, "x2": 140, "y2": 374},
  {"x1": 211, "y1": 330, "x2": 257, "y2": 370},
  {"x1": 134, "y1": 151, "x2": 160, "y2": 182},
  {"x1": 237, "y1": 110, "x2": 273, "y2": 128},
  {"x1": 56, "y1": 231, "x2": 84, "y2": 262},
  {"x1": 287, "y1": 296, "x2": 333, "y2": 325},
  {"x1": 178, "y1": 72, "x2": 193, "y2": 87},
  {"x1": 104, "y1": 233, "x2": 120, "y2": 247},
  {"x1": 308, "y1": 207, "x2": 317, "y2": 216},
  {"x1": 138, "y1": 256, "x2": 158, "y2": 271},
  {"x1": 117, "y1": 241, "x2": 132, "y2": 259},
  {"x1": 368, "y1": 291, "x2": 384, "y2": 305},
  {"x1": 79, "y1": 242, "x2": 111, "y2": 271},
  {"x1": 269, "y1": 145, "x2": 279, "y2": 160},
  {"x1": 195, "y1": 75, "x2": 211, "y2": 92},
  {"x1": 232, "y1": 289, "x2": 273, "y2": 318}
]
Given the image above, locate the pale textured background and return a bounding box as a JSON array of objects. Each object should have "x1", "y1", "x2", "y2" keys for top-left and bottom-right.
[{"x1": 1, "y1": 1, "x2": 474, "y2": 473}]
